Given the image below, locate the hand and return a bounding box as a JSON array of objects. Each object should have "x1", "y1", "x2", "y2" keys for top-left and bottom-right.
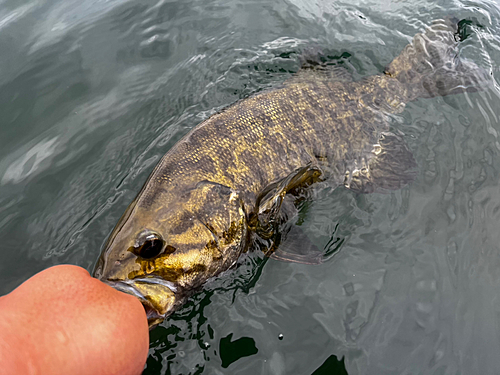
[{"x1": 0, "y1": 265, "x2": 149, "y2": 375}]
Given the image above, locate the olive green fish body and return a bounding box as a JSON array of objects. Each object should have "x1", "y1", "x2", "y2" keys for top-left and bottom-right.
[{"x1": 94, "y1": 19, "x2": 488, "y2": 326}]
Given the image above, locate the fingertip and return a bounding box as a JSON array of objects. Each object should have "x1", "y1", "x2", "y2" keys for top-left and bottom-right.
[
  {"x1": 1, "y1": 265, "x2": 150, "y2": 375},
  {"x1": 91, "y1": 282, "x2": 150, "y2": 375}
]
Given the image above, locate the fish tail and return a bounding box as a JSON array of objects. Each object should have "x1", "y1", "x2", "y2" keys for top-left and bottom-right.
[{"x1": 385, "y1": 18, "x2": 490, "y2": 100}]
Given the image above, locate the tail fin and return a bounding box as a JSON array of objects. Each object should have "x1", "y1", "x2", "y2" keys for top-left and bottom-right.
[{"x1": 385, "y1": 18, "x2": 490, "y2": 100}]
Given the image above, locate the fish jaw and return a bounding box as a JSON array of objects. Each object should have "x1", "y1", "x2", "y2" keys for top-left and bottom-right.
[{"x1": 103, "y1": 278, "x2": 178, "y2": 328}]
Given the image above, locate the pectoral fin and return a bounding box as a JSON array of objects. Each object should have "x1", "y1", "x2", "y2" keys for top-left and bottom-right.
[
  {"x1": 345, "y1": 132, "x2": 418, "y2": 194},
  {"x1": 252, "y1": 164, "x2": 323, "y2": 238},
  {"x1": 249, "y1": 165, "x2": 329, "y2": 264},
  {"x1": 270, "y1": 225, "x2": 325, "y2": 265}
]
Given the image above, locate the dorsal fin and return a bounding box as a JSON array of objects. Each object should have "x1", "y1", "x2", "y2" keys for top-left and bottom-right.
[
  {"x1": 286, "y1": 47, "x2": 354, "y2": 84},
  {"x1": 285, "y1": 65, "x2": 353, "y2": 87},
  {"x1": 287, "y1": 64, "x2": 353, "y2": 85}
]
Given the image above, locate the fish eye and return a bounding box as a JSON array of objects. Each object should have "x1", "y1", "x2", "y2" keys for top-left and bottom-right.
[{"x1": 133, "y1": 231, "x2": 165, "y2": 259}]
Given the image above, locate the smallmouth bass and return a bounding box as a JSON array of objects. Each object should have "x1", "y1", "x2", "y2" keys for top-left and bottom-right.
[{"x1": 94, "y1": 19, "x2": 489, "y2": 327}]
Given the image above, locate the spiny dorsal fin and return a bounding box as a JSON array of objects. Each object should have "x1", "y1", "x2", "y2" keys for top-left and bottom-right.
[
  {"x1": 286, "y1": 64, "x2": 353, "y2": 85},
  {"x1": 286, "y1": 47, "x2": 354, "y2": 84}
]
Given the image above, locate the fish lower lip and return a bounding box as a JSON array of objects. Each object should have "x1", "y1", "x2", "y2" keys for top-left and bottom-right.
[
  {"x1": 103, "y1": 278, "x2": 177, "y2": 327},
  {"x1": 104, "y1": 280, "x2": 143, "y2": 298}
]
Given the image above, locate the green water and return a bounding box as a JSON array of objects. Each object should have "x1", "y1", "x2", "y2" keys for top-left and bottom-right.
[{"x1": 1, "y1": 0, "x2": 500, "y2": 374}]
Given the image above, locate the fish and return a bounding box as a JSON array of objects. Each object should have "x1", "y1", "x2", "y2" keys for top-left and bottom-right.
[{"x1": 94, "y1": 18, "x2": 489, "y2": 327}]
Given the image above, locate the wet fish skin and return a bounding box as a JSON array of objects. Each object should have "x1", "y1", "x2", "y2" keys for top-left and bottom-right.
[{"x1": 94, "y1": 19, "x2": 487, "y2": 326}]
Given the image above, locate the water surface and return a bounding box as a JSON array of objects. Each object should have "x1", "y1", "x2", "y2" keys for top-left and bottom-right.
[{"x1": 1, "y1": 0, "x2": 500, "y2": 374}]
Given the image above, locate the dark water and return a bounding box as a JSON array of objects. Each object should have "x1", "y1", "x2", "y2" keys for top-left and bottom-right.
[{"x1": 1, "y1": 0, "x2": 500, "y2": 374}]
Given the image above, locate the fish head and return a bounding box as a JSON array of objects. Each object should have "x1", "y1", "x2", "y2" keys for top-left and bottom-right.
[{"x1": 94, "y1": 180, "x2": 248, "y2": 327}]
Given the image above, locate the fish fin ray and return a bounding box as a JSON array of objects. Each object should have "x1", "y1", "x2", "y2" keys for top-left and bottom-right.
[
  {"x1": 286, "y1": 47, "x2": 354, "y2": 84},
  {"x1": 252, "y1": 165, "x2": 322, "y2": 237},
  {"x1": 345, "y1": 132, "x2": 418, "y2": 194},
  {"x1": 385, "y1": 18, "x2": 491, "y2": 100},
  {"x1": 270, "y1": 225, "x2": 325, "y2": 265},
  {"x1": 287, "y1": 64, "x2": 353, "y2": 85}
]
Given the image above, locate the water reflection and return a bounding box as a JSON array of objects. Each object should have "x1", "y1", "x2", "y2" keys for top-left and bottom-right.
[{"x1": 1, "y1": 136, "x2": 59, "y2": 184}]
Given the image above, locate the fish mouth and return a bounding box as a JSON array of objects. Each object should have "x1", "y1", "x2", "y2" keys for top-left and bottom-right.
[{"x1": 104, "y1": 277, "x2": 177, "y2": 328}]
